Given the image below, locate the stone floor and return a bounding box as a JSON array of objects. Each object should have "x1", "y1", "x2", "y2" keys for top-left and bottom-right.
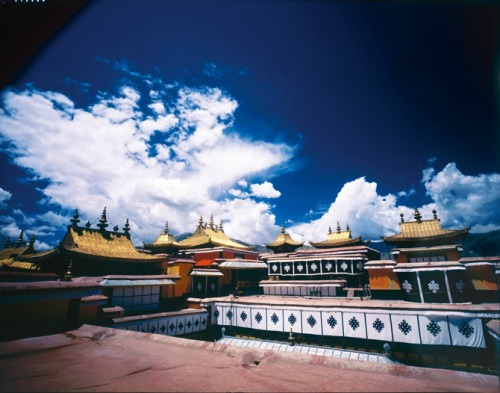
[{"x1": 0, "y1": 324, "x2": 498, "y2": 392}]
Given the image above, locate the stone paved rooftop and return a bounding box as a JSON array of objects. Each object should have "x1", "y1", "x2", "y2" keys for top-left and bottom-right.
[{"x1": 0, "y1": 324, "x2": 497, "y2": 392}]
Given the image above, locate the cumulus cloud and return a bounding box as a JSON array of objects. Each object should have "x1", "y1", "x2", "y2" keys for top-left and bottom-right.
[
  {"x1": 289, "y1": 177, "x2": 408, "y2": 243},
  {"x1": 422, "y1": 163, "x2": 500, "y2": 232},
  {"x1": 0, "y1": 78, "x2": 293, "y2": 246},
  {"x1": 250, "y1": 181, "x2": 281, "y2": 198},
  {"x1": 289, "y1": 164, "x2": 500, "y2": 244}
]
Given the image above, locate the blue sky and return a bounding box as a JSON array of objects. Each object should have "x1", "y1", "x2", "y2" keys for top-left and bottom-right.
[{"x1": 0, "y1": 0, "x2": 499, "y2": 249}]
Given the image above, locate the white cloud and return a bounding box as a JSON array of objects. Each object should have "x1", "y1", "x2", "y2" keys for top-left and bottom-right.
[
  {"x1": 290, "y1": 177, "x2": 407, "y2": 243},
  {"x1": 422, "y1": 163, "x2": 500, "y2": 232},
  {"x1": 289, "y1": 164, "x2": 500, "y2": 244},
  {"x1": 0, "y1": 187, "x2": 12, "y2": 208},
  {"x1": 0, "y1": 80, "x2": 294, "y2": 247},
  {"x1": 250, "y1": 181, "x2": 281, "y2": 198}
]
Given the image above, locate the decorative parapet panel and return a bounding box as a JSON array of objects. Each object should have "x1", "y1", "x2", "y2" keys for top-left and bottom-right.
[
  {"x1": 111, "y1": 309, "x2": 209, "y2": 336},
  {"x1": 207, "y1": 301, "x2": 488, "y2": 348}
]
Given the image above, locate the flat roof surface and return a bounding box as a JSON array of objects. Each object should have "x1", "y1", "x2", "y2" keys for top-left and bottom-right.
[{"x1": 0, "y1": 324, "x2": 497, "y2": 392}]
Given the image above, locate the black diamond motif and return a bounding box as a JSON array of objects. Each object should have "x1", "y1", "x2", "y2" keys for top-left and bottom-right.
[
  {"x1": 169, "y1": 323, "x2": 175, "y2": 331},
  {"x1": 288, "y1": 313, "x2": 297, "y2": 326},
  {"x1": 201, "y1": 318, "x2": 206, "y2": 326},
  {"x1": 187, "y1": 321, "x2": 192, "y2": 328},
  {"x1": 372, "y1": 318, "x2": 385, "y2": 333},
  {"x1": 150, "y1": 326, "x2": 157, "y2": 333},
  {"x1": 271, "y1": 312, "x2": 279, "y2": 325},
  {"x1": 458, "y1": 322, "x2": 474, "y2": 339},
  {"x1": 178, "y1": 322, "x2": 184, "y2": 330},
  {"x1": 398, "y1": 319, "x2": 412, "y2": 335},
  {"x1": 307, "y1": 315, "x2": 317, "y2": 328},
  {"x1": 214, "y1": 309, "x2": 220, "y2": 318},
  {"x1": 327, "y1": 315, "x2": 337, "y2": 329},
  {"x1": 194, "y1": 320, "x2": 200, "y2": 327},
  {"x1": 426, "y1": 320, "x2": 441, "y2": 337},
  {"x1": 160, "y1": 324, "x2": 166, "y2": 333},
  {"x1": 226, "y1": 310, "x2": 233, "y2": 320},
  {"x1": 240, "y1": 311, "x2": 248, "y2": 321},
  {"x1": 349, "y1": 317, "x2": 360, "y2": 331},
  {"x1": 255, "y1": 312, "x2": 262, "y2": 324}
]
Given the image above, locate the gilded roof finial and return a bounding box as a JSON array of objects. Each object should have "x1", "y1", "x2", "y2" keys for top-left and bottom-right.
[
  {"x1": 70, "y1": 209, "x2": 80, "y2": 228},
  {"x1": 163, "y1": 221, "x2": 169, "y2": 234},
  {"x1": 400, "y1": 213, "x2": 404, "y2": 224},
  {"x1": 209, "y1": 214, "x2": 215, "y2": 229},
  {"x1": 3, "y1": 236, "x2": 11, "y2": 249},
  {"x1": 219, "y1": 220, "x2": 224, "y2": 232},
  {"x1": 97, "y1": 207, "x2": 108, "y2": 231},
  {"x1": 281, "y1": 224, "x2": 286, "y2": 234},
  {"x1": 328, "y1": 226, "x2": 332, "y2": 235},
  {"x1": 346, "y1": 223, "x2": 350, "y2": 232},
  {"x1": 432, "y1": 209, "x2": 438, "y2": 220},
  {"x1": 15, "y1": 230, "x2": 24, "y2": 248},
  {"x1": 63, "y1": 260, "x2": 73, "y2": 281},
  {"x1": 113, "y1": 225, "x2": 119, "y2": 232},
  {"x1": 85, "y1": 220, "x2": 91, "y2": 228},
  {"x1": 29, "y1": 234, "x2": 35, "y2": 247},
  {"x1": 413, "y1": 207, "x2": 422, "y2": 223},
  {"x1": 336, "y1": 221, "x2": 341, "y2": 234},
  {"x1": 198, "y1": 215, "x2": 204, "y2": 227},
  {"x1": 123, "y1": 219, "x2": 130, "y2": 238}
]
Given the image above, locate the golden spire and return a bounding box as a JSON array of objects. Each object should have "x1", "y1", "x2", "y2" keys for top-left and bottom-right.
[
  {"x1": 209, "y1": 214, "x2": 215, "y2": 229},
  {"x1": 328, "y1": 226, "x2": 332, "y2": 235},
  {"x1": 281, "y1": 224, "x2": 286, "y2": 234},
  {"x1": 97, "y1": 207, "x2": 108, "y2": 231},
  {"x1": 336, "y1": 221, "x2": 341, "y2": 234},
  {"x1": 164, "y1": 221, "x2": 169, "y2": 234},
  {"x1": 219, "y1": 220, "x2": 224, "y2": 232},
  {"x1": 346, "y1": 223, "x2": 350, "y2": 232}
]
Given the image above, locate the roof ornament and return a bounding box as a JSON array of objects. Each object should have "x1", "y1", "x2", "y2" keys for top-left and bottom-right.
[
  {"x1": 328, "y1": 226, "x2": 332, "y2": 235},
  {"x1": 97, "y1": 207, "x2": 109, "y2": 231},
  {"x1": 85, "y1": 220, "x2": 91, "y2": 228},
  {"x1": 336, "y1": 221, "x2": 341, "y2": 234},
  {"x1": 432, "y1": 209, "x2": 438, "y2": 220},
  {"x1": 219, "y1": 220, "x2": 224, "y2": 232},
  {"x1": 346, "y1": 223, "x2": 350, "y2": 232},
  {"x1": 113, "y1": 225, "x2": 119, "y2": 232},
  {"x1": 28, "y1": 234, "x2": 35, "y2": 247},
  {"x1": 63, "y1": 260, "x2": 73, "y2": 281},
  {"x1": 400, "y1": 213, "x2": 404, "y2": 224},
  {"x1": 209, "y1": 214, "x2": 215, "y2": 229},
  {"x1": 413, "y1": 207, "x2": 422, "y2": 223},
  {"x1": 198, "y1": 215, "x2": 204, "y2": 227},
  {"x1": 123, "y1": 219, "x2": 131, "y2": 238},
  {"x1": 281, "y1": 224, "x2": 286, "y2": 234},
  {"x1": 15, "y1": 230, "x2": 25, "y2": 248},
  {"x1": 163, "y1": 221, "x2": 169, "y2": 234},
  {"x1": 70, "y1": 209, "x2": 80, "y2": 228},
  {"x1": 3, "y1": 236, "x2": 11, "y2": 249}
]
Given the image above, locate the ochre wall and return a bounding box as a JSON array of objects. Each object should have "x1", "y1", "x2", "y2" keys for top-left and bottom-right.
[
  {"x1": 368, "y1": 269, "x2": 401, "y2": 290},
  {"x1": 466, "y1": 265, "x2": 498, "y2": 290},
  {"x1": 167, "y1": 263, "x2": 194, "y2": 297}
]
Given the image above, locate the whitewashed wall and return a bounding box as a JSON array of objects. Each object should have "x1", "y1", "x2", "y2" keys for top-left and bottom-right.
[{"x1": 209, "y1": 302, "x2": 486, "y2": 348}]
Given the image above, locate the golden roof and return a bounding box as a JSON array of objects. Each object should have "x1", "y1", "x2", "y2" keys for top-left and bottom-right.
[
  {"x1": 61, "y1": 227, "x2": 165, "y2": 262},
  {"x1": 310, "y1": 223, "x2": 362, "y2": 248},
  {"x1": 176, "y1": 215, "x2": 250, "y2": 250},
  {"x1": 383, "y1": 209, "x2": 469, "y2": 244},
  {"x1": 266, "y1": 225, "x2": 304, "y2": 248},
  {"x1": 0, "y1": 245, "x2": 31, "y2": 268},
  {"x1": 146, "y1": 222, "x2": 181, "y2": 247}
]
